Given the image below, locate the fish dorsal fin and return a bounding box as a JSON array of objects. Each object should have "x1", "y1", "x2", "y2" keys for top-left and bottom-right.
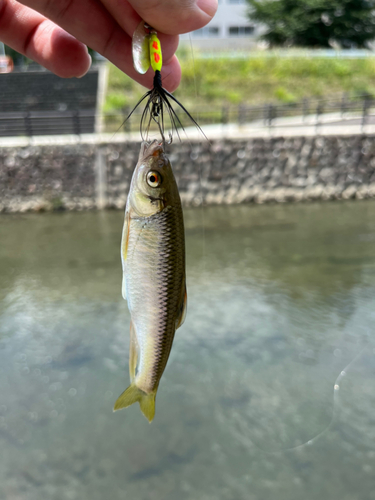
[
  {"x1": 121, "y1": 207, "x2": 131, "y2": 300},
  {"x1": 175, "y1": 280, "x2": 187, "y2": 330},
  {"x1": 129, "y1": 320, "x2": 139, "y2": 383}
]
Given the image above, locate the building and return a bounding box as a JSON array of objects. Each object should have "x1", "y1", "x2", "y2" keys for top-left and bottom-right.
[{"x1": 180, "y1": 0, "x2": 262, "y2": 50}]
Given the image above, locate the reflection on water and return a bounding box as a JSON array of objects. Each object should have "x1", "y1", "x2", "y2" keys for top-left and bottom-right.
[{"x1": 1, "y1": 201, "x2": 375, "y2": 499}]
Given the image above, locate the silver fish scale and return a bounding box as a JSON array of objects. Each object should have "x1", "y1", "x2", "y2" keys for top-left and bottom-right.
[{"x1": 125, "y1": 203, "x2": 185, "y2": 393}]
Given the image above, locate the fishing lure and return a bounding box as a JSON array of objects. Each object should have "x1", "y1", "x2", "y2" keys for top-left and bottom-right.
[{"x1": 128, "y1": 22, "x2": 205, "y2": 144}]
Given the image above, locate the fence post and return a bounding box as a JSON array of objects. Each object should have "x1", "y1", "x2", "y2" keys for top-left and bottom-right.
[
  {"x1": 271, "y1": 104, "x2": 276, "y2": 127},
  {"x1": 341, "y1": 93, "x2": 347, "y2": 118},
  {"x1": 302, "y1": 98, "x2": 309, "y2": 122},
  {"x1": 362, "y1": 99, "x2": 370, "y2": 133},
  {"x1": 221, "y1": 105, "x2": 228, "y2": 125},
  {"x1": 238, "y1": 104, "x2": 247, "y2": 125},
  {"x1": 24, "y1": 112, "x2": 32, "y2": 136},
  {"x1": 264, "y1": 104, "x2": 275, "y2": 128},
  {"x1": 263, "y1": 104, "x2": 268, "y2": 126},
  {"x1": 315, "y1": 103, "x2": 323, "y2": 134},
  {"x1": 73, "y1": 110, "x2": 81, "y2": 135},
  {"x1": 95, "y1": 147, "x2": 107, "y2": 209},
  {"x1": 123, "y1": 106, "x2": 131, "y2": 133}
]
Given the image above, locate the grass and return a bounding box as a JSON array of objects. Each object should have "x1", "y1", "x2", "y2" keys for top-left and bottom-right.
[{"x1": 104, "y1": 51, "x2": 375, "y2": 129}]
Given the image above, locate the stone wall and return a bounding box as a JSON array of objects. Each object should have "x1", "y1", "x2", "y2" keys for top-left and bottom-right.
[
  {"x1": 1, "y1": 135, "x2": 375, "y2": 212},
  {"x1": 0, "y1": 144, "x2": 96, "y2": 211}
]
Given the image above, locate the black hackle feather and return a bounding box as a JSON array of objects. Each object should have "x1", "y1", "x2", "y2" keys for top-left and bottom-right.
[{"x1": 122, "y1": 70, "x2": 206, "y2": 143}]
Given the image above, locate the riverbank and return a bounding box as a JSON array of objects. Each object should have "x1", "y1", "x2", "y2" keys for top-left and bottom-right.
[{"x1": 1, "y1": 131, "x2": 375, "y2": 213}]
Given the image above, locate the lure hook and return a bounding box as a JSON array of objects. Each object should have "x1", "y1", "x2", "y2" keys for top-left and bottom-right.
[{"x1": 153, "y1": 111, "x2": 166, "y2": 145}]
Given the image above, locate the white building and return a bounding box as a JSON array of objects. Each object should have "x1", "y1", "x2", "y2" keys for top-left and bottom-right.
[{"x1": 180, "y1": 0, "x2": 262, "y2": 49}]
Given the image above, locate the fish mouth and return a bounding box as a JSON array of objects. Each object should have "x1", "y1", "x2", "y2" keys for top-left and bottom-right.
[{"x1": 139, "y1": 140, "x2": 164, "y2": 163}]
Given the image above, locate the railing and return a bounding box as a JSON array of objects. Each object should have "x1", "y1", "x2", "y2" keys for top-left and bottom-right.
[
  {"x1": 0, "y1": 110, "x2": 96, "y2": 136},
  {"x1": 0, "y1": 94, "x2": 374, "y2": 137},
  {"x1": 103, "y1": 93, "x2": 375, "y2": 134}
]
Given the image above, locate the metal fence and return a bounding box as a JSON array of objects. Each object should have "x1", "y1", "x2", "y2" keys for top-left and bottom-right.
[
  {"x1": 103, "y1": 93, "x2": 375, "y2": 135},
  {"x1": 0, "y1": 93, "x2": 374, "y2": 137},
  {"x1": 0, "y1": 110, "x2": 96, "y2": 136}
]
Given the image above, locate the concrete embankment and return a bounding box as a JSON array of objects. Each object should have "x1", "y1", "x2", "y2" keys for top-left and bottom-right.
[{"x1": 1, "y1": 133, "x2": 375, "y2": 212}]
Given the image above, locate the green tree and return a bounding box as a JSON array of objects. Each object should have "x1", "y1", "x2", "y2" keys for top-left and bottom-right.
[{"x1": 246, "y1": 0, "x2": 375, "y2": 48}]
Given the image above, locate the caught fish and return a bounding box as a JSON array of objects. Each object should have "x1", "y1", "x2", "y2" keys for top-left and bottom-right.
[{"x1": 114, "y1": 140, "x2": 187, "y2": 422}]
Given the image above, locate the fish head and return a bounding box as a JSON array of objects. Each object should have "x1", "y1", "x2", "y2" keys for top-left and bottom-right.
[{"x1": 128, "y1": 141, "x2": 179, "y2": 217}]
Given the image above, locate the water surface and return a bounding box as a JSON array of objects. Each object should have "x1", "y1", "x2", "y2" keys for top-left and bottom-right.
[{"x1": 1, "y1": 201, "x2": 375, "y2": 500}]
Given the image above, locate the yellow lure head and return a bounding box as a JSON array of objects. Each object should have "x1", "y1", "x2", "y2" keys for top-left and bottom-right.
[{"x1": 149, "y1": 33, "x2": 162, "y2": 72}]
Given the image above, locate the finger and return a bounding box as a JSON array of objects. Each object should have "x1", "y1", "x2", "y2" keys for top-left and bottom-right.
[
  {"x1": 127, "y1": 0, "x2": 218, "y2": 35},
  {"x1": 0, "y1": 0, "x2": 91, "y2": 77},
  {"x1": 18, "y1": 0, "x2": 180, "y2": 88}
]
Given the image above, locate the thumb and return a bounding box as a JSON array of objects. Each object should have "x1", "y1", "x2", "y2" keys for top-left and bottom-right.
[{"x1": 127, "y1": 0, "x2": 218, "y2": 36}]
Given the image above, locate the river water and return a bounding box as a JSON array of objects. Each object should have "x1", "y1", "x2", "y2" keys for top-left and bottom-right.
[{"x1": 1, "y1": 201, "x2": 375, "y2": 500}]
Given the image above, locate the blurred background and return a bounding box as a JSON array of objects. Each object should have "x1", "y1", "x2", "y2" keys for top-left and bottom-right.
[{"x1": 1, "y1": 1, "x2": 375, "y2": 499}]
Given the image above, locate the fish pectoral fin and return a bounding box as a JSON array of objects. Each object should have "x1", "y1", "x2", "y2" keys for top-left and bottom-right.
[
  {"x1": 120, "y1": 208, "x2": 131, "y2": 300},
  {"x1": 129, "y1": 321, "x2": 139, "y2": 383},
  {"x1": 175, "y1": 281, "x2": 187, "y2": 330},
  {"x1": 122, "y1": 272, "x2": 127, "y2": 300},
  {"x1": 114, "y1": 385, "x2": 156, "y2": 423}
]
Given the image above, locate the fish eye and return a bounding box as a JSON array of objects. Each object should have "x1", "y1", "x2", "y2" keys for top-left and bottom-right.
[{"x1": 146, "y1": 171, "x2": 162, "y2": 188}]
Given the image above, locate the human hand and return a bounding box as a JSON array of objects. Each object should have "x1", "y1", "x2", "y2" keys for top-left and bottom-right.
[{"x1": 0, "y1": 0, "x2": 217, "y2": 90}]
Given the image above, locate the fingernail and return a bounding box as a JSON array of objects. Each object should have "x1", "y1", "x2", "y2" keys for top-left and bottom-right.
[
  {"x1": 196, "y1": 0, "x2": 218, "y2": 17},
  {"x1": 77, "y1": 54, "x2": 92, "y2": 78}
]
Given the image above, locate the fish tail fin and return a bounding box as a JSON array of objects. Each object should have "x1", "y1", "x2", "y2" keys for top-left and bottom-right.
[
  {"x1": 113, "y1": 384, "x2": 156, "y2": 423},
  {"x1": 139, "y1": 392, "x2": 156, "y2": 423}
]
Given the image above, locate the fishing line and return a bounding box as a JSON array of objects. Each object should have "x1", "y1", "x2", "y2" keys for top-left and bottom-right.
[
  {"x1": 188, "y1": 33, "x2": 207, "y2": 280},
  {"x1": 235, "y1": 345, "x2": 369, "y2": 456},
  {"x1": 188, "y1": 34, "x2": 199, "y2": 125}
]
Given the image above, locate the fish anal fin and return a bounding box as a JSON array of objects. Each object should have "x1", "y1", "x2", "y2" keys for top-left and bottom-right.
[
  {"x1": 175, "y1": 281, "x2": 187, "y2": 330},
  {"x1": 129, "y1": 321, "x2": 139, "y2": 383}
]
